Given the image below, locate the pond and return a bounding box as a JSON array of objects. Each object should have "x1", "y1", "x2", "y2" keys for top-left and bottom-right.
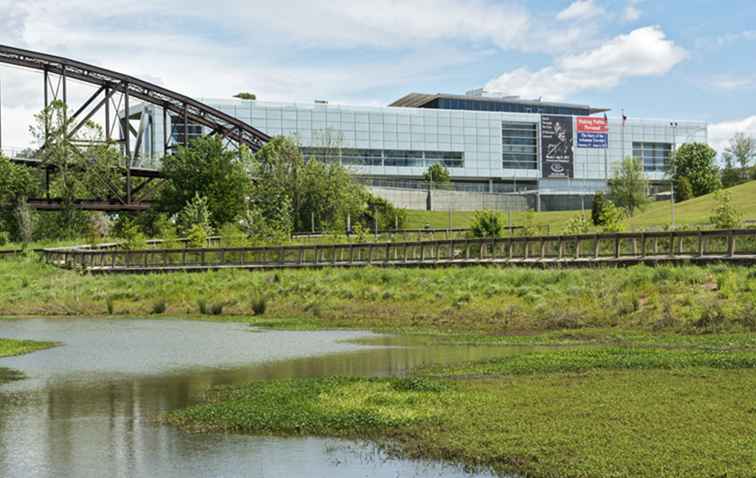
[{"x1": 0, "y1": 318, "x2": 525, "y2": 477}]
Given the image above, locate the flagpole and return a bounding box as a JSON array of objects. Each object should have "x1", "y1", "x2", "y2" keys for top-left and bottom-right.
[
  {"x1": 603, "y1": 113, "x2": 608, "y2": 180},
  {"x1": 620, "y1": 109, "x2": 625, "y2": 161}
]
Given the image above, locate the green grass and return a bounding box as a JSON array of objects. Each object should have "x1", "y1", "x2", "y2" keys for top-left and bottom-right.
[
  {"x1": 2, "y1": 257, "x2": 756, "y2": 336},
  {"x1": 404, "y1": 209, "x2": 577, "y2": 231},
  {"x1": 167, "y1": 346, "x2": 756, "y2": 477},
  {"x1": 627, "y1": 180, "x2": 756, "y2": 229},
  {"x1": 0, "y1": 337, "x2": 57, "y2": 358},
  {"x1": 0, "y1": 337, "x2": 58, "y2": 384},
  {"x1": 404, "y1": 180, "x2": 756, "y2": 232}
]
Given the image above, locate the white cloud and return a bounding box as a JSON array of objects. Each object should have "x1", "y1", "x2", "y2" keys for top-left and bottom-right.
[
  {"x1": 623, "y1": 0, "x2": 641, "y2": 22},
  {"x1": 0, "y1": 0, "x2": 537, "y2": 148},
  {"x1": 485, "y1": 26, "x2": 687, "y2": 100},
  {"x1": 710, "y1": 75, "x2": 756, "y2": 91},
  {"x1": 557, "y1": 0, "x2": 604, "y2": 22},
  {"x1": 714, "y1": 30, "x2": 756, "y2": 47},
  {"x1": 709, "y1": 116, "x2": 756, "y2": 153}
]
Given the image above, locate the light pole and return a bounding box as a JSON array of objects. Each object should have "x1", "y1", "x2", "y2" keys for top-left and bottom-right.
[{"x1": 669, "y1": 122, "x2": 678, "y2": 229}]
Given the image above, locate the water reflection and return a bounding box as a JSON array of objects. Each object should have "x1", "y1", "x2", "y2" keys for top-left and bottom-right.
[{"x1": 0, "y1": 318, "x2": 513, "y2": 478}]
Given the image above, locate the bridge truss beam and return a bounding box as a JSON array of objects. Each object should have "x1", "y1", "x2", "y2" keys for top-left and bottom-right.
[{"x1": 0, "y1": 44, "x2": 271, "y2": 211}]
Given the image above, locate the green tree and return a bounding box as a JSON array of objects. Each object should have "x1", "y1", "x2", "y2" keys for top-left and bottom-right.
[
  {"x1": 367, "y1": 195, "x2": 407, "y2": 231},
  {"x1": 674, "y1": 176, "x2": 694, "y2": 203},
  {"x1": 470, "y1": 210, "x2": 504, "y2": 238},
  {"x1": 720, "y1": 153, "x2": 742, "y2": 188},
  {"x1": 608, "y1": 157, "x2": 649, "y2": 216},
  {"x1": 177, "y1": 193, "x2": 213, "y2": 235},
  {"x1": 159, "y1": 136, "x2": 252, "y2": 228},
  {"x1": 723, "y1": 132, "x2": 755, "y2": 171},
  {"x1": 30, "y1": 100, "x2": 125, "y2": 239},
  {"x1": 423, "y1": 164, "x2": 451, "y2": 187},
  {"x1": 591, "y1": 192, "x2": 609, "y2": 226},
  {"x1": 251, "y1": 137, "x2": 366, "y2": 235},
  {"x1": 234, "y1": 92, "x2": 257, "y2": 101},
  {"x1": 0, "y1": 155, "x2": 39, "y2": 243},
  {"x1": 709, "y1": 191, "x2": 742, "y2": 229},
  {"x1": 670, "y1": 143, "x2": 721, "y2": 198}
]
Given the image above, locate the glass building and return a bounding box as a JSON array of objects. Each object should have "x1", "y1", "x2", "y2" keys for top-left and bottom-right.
[{"x1": 130, "y1": 91, "x2": 707, "y2": 206}]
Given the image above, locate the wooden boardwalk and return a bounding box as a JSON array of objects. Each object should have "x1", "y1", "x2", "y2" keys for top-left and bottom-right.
[{"x1": 40, "y1": 229, "x2": 756, "y2": 274}]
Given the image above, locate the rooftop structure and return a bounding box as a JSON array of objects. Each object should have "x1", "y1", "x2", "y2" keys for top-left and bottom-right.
[{"x1": 390, "y1": 91, "x2": 609, "y2": 117}]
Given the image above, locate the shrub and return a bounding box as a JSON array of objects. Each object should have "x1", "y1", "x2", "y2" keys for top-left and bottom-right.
[
  {"x1": 106, "y1": 296, "x2": 115, "y2": 315},
  {"x1": 151, "y1": 300, "x2": 167, "y2": 314},
  {"x1": 591, "y1": 192, "x2": 609, "y2": 226},
  {"x1": 564, "y1": 214, "x2": 592, "y2": 235},
  {"x1": 470, "y1": 210, "x2": 504, "y2": 238},
  {"x1": 251, "y1": 293, "x2": 267, "y2": 315},
  {"x1": 392, "y1": 377, "x2": 447, "y2": 393},
  {"x1": 709, "y1": 191, "x2": 743, "y2": 229},
  {"x1": 197, "y1": 299, "x2": 208, "y2": 315},
  {"x1": 600, "y1": 201, "x2": 625, "y2": 232},
  {"x1": 187, "y1": 223, "x2": 210, "y2": 248}
]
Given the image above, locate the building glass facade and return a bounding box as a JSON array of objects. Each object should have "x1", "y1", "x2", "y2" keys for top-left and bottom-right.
[{"x1": 132, "y1": 96, "x2": 708, "y2": 197}]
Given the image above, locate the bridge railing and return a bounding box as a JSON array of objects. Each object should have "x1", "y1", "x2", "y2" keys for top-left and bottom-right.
[{"x1": 39, "y1": 229, "x2": 756, "y2": 273}]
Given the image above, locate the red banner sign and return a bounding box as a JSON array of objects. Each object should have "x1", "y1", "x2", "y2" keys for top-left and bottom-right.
[{"x1": 576, "y1": 117, "x2": 608, "y2": 133}]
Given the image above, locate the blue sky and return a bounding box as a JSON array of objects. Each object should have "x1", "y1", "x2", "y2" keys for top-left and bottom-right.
[{"x1": 0, "y1": 0, "x2": 754, "y2": 151}]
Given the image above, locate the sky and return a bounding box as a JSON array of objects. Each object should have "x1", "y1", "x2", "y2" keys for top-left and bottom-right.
[{"x1": 0, "y1": 0, "x2": 754, "y2": 154}]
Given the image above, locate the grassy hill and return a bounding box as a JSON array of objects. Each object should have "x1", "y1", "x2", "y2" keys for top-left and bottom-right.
[
  {"x1": 404, "y1": 181, "x2": 756, "y2": 232},
  {"x1": 626, "y1": 180, "x2": 756, "y2": 229}
]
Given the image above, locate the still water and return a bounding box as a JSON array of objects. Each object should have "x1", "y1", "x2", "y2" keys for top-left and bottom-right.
[{"x1": 0, "y1": 318, "x2": 521, "y2": 478}]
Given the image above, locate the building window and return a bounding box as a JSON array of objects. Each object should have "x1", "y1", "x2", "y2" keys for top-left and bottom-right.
[
  {"x1": 502, "y1": 121, "x2": 538, "y2": 170},
  {"x1": 633, "y1": 142, "x2": 672, "y2": 172},
  {"x1": 300, "y1": 147, "x2": 464, "y2": 169},
  {"x1": 170, "y1": 116, "x2": 203, "y2": 144}
]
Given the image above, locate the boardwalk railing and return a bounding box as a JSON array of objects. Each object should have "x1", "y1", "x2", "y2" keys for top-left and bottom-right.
[{"x1": 40, "y1": 229, "x2": 756, "y2": 274}]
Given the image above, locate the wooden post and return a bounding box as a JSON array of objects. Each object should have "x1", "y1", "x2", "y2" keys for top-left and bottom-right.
[
  {"x1": 614, "y1": 236, "x2": 620, "y2": 258},
  {"x1": 367, "y1": 244, "x2": 373, "y2": 264},
  {"x1": 640, "y1": 234, "x2": 646, "y2": 257},
  {"x1": 575, "y1": 236, "x2": 581, "y2": 259},
  {"x1": 540, "y1": 240, "x2": 546, "y2": 260},
  {"x1": 558, "y1": 238, "x2": 564, "y2": 260},
  {"x1": 698, "y1": 232, "x2": 705, "y2": 257},
  {"x1": 727, "y1": 231, "x2": 736, "y2": 257},
  {"x1": 669, "y1": 232, "x2": 675, "y2": 257},
  {"x1": 593, "y1": 235, "x2": 600, "y2": 259}
]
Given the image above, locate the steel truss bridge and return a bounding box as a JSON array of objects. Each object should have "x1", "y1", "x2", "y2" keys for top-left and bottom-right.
[{"x1": 0, "y1": 44, "x2": 270, "y2": 211}]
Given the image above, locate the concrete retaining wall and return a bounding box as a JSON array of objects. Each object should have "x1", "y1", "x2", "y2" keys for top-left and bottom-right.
[{"x1": 369, "y1": 186, "x2": 530, "y2": 212}]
